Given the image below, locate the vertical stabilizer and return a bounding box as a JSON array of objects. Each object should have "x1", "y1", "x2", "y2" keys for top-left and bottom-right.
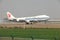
[{"x1": 7, "y1": 12, "x2": 15, "y2": 20}]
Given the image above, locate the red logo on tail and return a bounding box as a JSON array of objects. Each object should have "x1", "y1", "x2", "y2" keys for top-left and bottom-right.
[{"x1": 8, "y1": 14, "x2": 11, "y2": 18}]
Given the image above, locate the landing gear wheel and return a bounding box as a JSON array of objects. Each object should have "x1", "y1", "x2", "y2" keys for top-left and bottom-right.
[{"x1": 26, "y1": 22, "x2": 29, "y2": 24}]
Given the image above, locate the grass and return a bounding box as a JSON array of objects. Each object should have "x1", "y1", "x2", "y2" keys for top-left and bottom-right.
[{"x1": 0, "y1": 28, "x2": 60, "y2": 39}]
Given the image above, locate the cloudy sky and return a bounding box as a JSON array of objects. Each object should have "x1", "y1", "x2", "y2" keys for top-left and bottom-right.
[{"x1": 0, "y1": 0, "x2": 60, "y2": 20}]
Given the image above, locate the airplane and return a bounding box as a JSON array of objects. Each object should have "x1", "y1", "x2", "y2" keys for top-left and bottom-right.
[{"x1": 7, "y1": 12, "x2": 50, "y2": 24}]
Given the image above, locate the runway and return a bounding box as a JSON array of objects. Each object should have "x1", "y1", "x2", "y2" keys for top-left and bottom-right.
[{"x1": 0, "y1": 21, "x2": 60, "y2": 28}]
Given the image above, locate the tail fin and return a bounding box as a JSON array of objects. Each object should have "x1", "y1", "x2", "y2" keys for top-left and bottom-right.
[{"x1": 7, "y1": 12, "x2": 15, "y2": 20}]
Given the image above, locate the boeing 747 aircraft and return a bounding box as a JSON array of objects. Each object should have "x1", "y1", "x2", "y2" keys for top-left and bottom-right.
[{"x1": 7, "y1": 12, "x2": 50, "y2": 24}]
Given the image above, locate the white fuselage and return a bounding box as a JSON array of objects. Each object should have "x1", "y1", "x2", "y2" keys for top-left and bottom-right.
[{"x1": 16, "y1": 15, "x2": 49, "y2": 22}]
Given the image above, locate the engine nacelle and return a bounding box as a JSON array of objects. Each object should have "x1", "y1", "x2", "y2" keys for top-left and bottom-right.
[
  {"x1": 25, "y1": 20, "x2": 33, "y2": 24},
  {"x1": 16, "y1": 19, "x2": 20, "y2": 22},
  {"x1": 26, "y1": 20, "x2": 30, "y2": 22}
]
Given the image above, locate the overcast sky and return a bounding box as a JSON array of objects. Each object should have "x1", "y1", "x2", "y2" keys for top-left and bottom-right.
[{"x1": 0, "y1": 0, "x2": 60, "y2": 20}]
